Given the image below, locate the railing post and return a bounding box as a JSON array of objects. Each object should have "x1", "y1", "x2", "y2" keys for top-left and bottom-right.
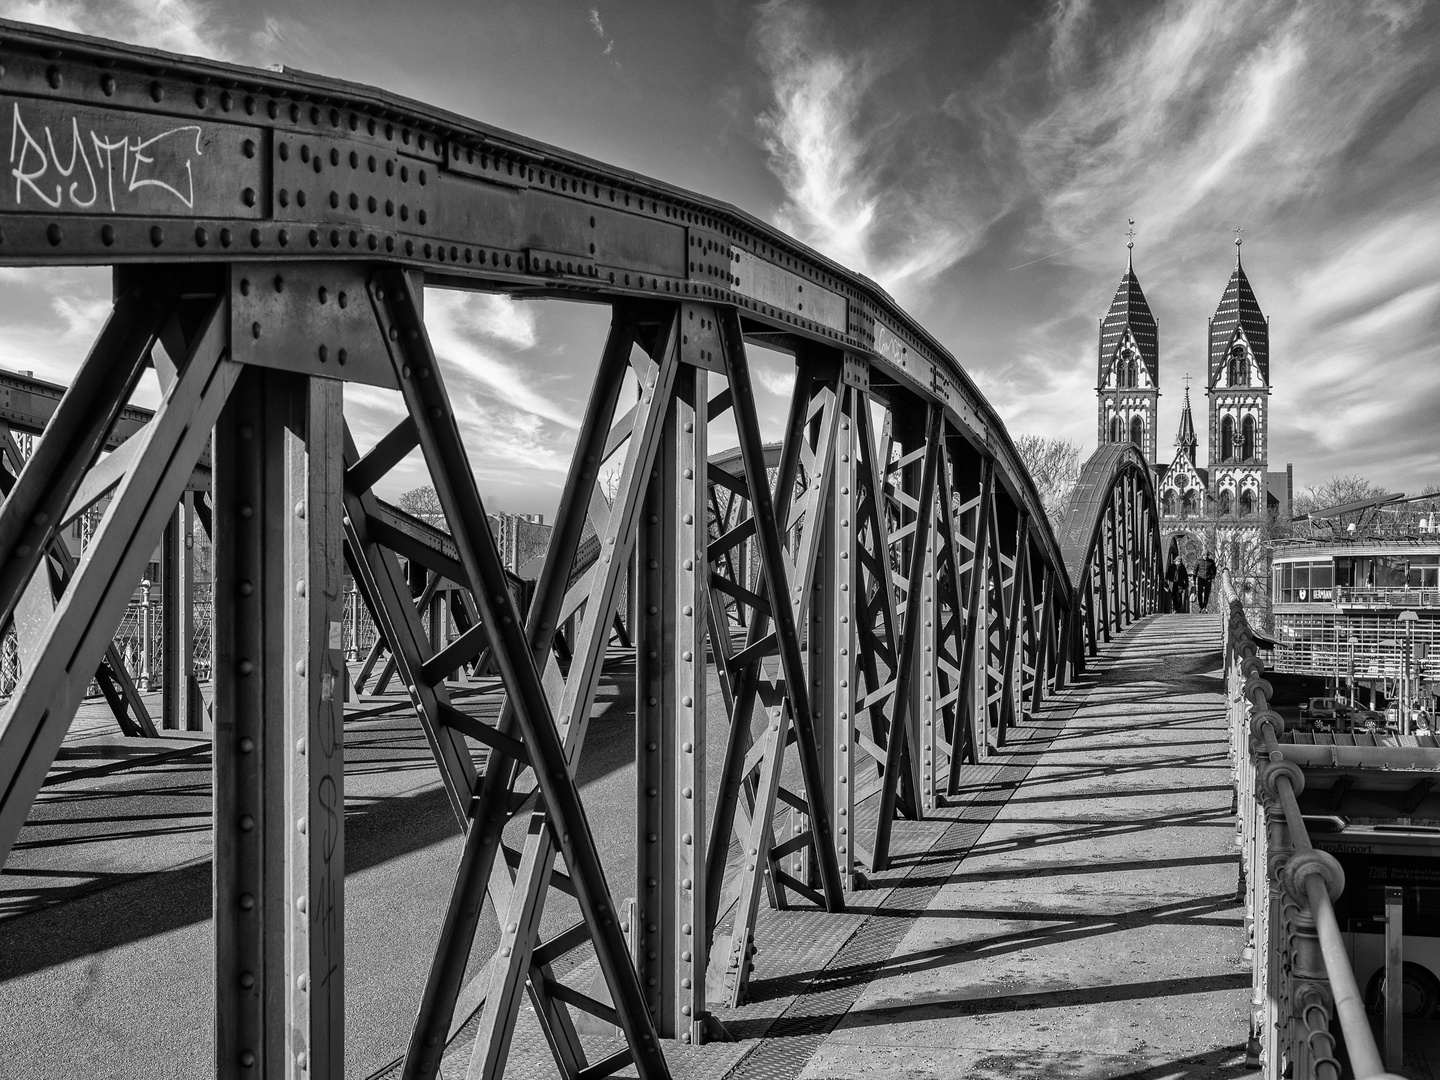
[{"x1": 1384, "y1": 885, "x2": 1403, "y2": 1071}]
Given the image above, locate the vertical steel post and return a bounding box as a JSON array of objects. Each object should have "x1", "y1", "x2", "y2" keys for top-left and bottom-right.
[
  {"x1": 815, "y1": 384, "x2": 857, "y2": 891},
  {"x1": 917, "y1": 475, "x2": 938, "y2": 812},
  {"x1": 635, "y1": 362, "x2": 708, "y2": 1042},
  {"x1": 214, "y1": 368, "x2": 346, "y2": 1080},
  {"x1": 163, "y1": 492, "x2": 198, "y2": 729}
]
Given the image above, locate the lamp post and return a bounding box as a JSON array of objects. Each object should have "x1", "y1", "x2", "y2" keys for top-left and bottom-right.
[
  {"x1": 139, "y1": 579, "x2": 153, "y2": 691},
  {"x1": 1399, "y1": 610, "x2": 1420, "y2": 734}
]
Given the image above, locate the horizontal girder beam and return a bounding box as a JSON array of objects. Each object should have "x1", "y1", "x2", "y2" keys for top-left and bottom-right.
[{"x1": 0, "y1": 18, "x2": 1068, "y2": 600}]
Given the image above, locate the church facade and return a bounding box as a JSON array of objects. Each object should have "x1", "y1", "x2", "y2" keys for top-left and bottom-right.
[{"x1": 1094, "y1": 236, "x2": 1292, "y2": 579}]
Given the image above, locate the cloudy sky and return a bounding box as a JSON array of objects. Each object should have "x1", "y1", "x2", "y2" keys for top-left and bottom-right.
[{"x1": 0, "y1": 0, "x2": 1437, "y2": 513}]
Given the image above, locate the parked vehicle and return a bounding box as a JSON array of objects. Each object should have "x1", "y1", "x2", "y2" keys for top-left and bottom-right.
[
  {"x1": 1300, "y1": 696, "x2": 1342, "y2": 721},
  {"x1": 1312, "y1": 822, "x2": 1440, "y2": 1019},
  {"x1": 1298, "y1": 697, "x2": 1386, "y2": 734}
]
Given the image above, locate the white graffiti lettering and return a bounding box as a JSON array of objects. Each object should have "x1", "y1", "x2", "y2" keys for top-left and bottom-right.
[{"x1": 8, "y1": 102, "x2": 203, "y2": 212}]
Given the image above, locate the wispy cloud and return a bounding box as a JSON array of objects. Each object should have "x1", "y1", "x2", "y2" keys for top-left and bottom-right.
[
  {"x1": 990, "y1": 0, "x2": 1430, "y2": 261},
  {"x1": 588, "y1": 7, "x2": 617, "y2": 62},
  {"x1": 0, "y1": 0, "x2": 236, "y2": 60},
  {"x1": 424, "y1": 290, "x2": 577, "y2": 429},
  {"x1": 956, "y1": 0, "x2": 1440, "y2": 493},
  {"x1": 751, "y1": 1, "x2": 976, "y2": 296}
]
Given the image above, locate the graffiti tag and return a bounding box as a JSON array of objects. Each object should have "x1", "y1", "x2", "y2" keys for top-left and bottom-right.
[{"x1": 8, "y1": 101, "x2": 204, "y2": 212}]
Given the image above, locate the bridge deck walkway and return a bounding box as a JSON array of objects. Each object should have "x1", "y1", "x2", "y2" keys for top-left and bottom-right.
[
  {"x1": 0, "y1": 614, "x2": 1249, "y2": 1080},
  {"x1": 636, "y1": 612, "x2": 1249, "y2": 1080}
]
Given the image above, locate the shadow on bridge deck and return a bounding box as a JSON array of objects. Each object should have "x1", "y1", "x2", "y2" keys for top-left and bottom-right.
[
  {"x1": 0, "y1": 615, "x2": 1247, "y2": 1080},
  {"x1": 634, "y1": 612, "x2": 1250, "y2": 1080}
]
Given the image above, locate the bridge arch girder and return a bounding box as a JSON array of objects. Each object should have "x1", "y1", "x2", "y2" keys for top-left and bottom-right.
[
  {"x1": 1056, "y1": 443, "x2": 1166, "y2": 666},
  {"x1": 0, "y1": 19, "x2": 1093, "y2": 1080}
]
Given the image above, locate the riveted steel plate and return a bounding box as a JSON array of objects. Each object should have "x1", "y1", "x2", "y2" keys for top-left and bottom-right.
[
  {"x1": 229, "y1": 263, "x2": 398, "y2": 389},
  {"x1": 733, "y1": 251, "x2": 846, "y2": 333},
  {"x1": 681, "y1": 302, "x2": 725, "y2": 372}
]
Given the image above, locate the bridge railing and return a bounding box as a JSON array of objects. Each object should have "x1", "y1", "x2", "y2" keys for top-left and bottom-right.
[{"x1": 1223, "y1": 573, "x2": 1402, "y2": 1080}]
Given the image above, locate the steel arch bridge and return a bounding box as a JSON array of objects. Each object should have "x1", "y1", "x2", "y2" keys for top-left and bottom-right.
[
  {"x1": 1056, "y1": 442, "x2": 1168, "y2": 665},
  {"x1": 0, "y1": 22, "x2": 1161, "y2": 1080}
]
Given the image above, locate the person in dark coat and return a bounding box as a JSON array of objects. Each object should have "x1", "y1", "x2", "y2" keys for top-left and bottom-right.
[
  {"x1": 1173, "y1": 558, "x2": 1190, "y2": 612},
  {"x1": 1194, "y1": 550, "x2": 1217, "y2": 612}
]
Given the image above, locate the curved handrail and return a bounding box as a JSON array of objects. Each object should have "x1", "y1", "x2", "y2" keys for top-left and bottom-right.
[
  {"x1": 1224, "y1": 571, "x2": 1403, "y2": 1080},
  {"x1": 0, "y1": 18, "x2": 1069, "y2": 608}
]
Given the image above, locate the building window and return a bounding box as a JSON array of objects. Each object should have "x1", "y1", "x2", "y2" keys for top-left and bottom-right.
[
  {"x1": 1129, "y1": 415, "x2": 1143, "y2": 447},
  {"x1": 1276, "y1": 560, "x2": 1334, "y2": 603},
  {"x1": 1220, "y1": 416, "x2": 1235, "y2": 462},
  {"x1": 1109, "y1": 417, "x2": 1120, "y2": 443},
  {"x1": 1239, "y1": 490, "x2": 1255, "y2": 517},
  {"x1": 1162, "y1": 491, "x2": 1175, "y2": 516},
  {"x1": 1241, "y1": 415, "x2": 1255, "y2": 460},
  {"x1": 1228, "y1": 344, "x2": 1246, "y2": 386},
  {"x1": 1219, "y1": 490, "x2": 1233, "y2": 516},
  {"x1": 1408, "y1": 560, "x2": 1440, "y2": 589}
]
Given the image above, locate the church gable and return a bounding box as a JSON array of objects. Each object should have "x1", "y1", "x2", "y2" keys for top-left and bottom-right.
[
  {"x1": 1103, "y1": 328, "x2": 1156, "y2": 390},
  {"x1": 1214, "y1": 328, "x2": 1258, "y2": 388}
]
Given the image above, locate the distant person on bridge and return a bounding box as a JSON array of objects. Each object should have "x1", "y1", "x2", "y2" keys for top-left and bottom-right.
[
  {"x1": 1171, "y1": 558, "x2": 1190, "y2": 612},
  {"x1": 1194, "y1": 551, "x2": 1217, "y2": 612}
]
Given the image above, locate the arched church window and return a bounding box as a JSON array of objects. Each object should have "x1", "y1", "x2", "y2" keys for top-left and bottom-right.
[
  {"x1": 1239, "y1": 490, "x2": 1255, "y2": 517},
  {"x1": 1219, "y1": 490, "x2": 1233, "y2": 516},
  {"x1": 1241, "y1": 415, "x2": 1255, "y2": 460},
  {"x1": 1127, "y1": 357, "x2": 1138, "y2": 387},
  {"x1": 1130, "y1": 416, "x2": 1143, "y2": 447},
  {"x1": 1181, "y1": 490, "x2": 1195, "y2": 516},
  {"x1": 1162, "y1": 491, "x2": 1175, "y2": 516},
  {"x1": 1109, "y1": 417, "x2": 1120, "y2": 443},
  {"x1": 1220, "y1": 416, "x2": 1235, "y2": 462},
  {"x1": 1228, "y1": 344, "x2": 1247, "y2": 386}
]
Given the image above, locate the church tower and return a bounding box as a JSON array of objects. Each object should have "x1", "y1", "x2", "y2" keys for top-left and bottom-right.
[
  {"x1": 1096, "y1": 233, "x2": 1160, "y2": 464},
  {"x1": 1205, "y1": 233, "x2": 1270, "y2": 518}
]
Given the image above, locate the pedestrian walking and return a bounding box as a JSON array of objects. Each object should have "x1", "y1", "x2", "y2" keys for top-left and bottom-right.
[
  {"x1": 1194, "y1": 550, "x2": 1217, "y2": 612},
  {"x1": 1173, "y1": 558, "x2": 1189, "y2": 612}
]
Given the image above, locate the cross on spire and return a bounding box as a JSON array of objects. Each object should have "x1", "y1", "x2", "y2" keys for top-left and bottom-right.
[
  {"x1": 1182, "y1": 372, "x2": 1193, "y2": 391},
  {"x1": 1233, "y1": 225, "x2": 1244, "y2": 266},
  {"x1": 1126, "y1": 218, "x2": 1136, "y2": 268}
]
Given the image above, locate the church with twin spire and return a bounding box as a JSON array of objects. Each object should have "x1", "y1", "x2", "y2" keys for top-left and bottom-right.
[{"x1": 1095, "y1": 230, "x2": 1292, "y2": 565}]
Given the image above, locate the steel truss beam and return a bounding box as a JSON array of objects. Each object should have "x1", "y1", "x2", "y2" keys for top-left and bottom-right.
[
  {"x1": 0, "y1": 22, "x2": 1069, "y2": 613},
  {"x1": 703, "y1": 330, "x2": 845, "y2": 1008},
  {"x1": 0, "y1": 271, "x2": 232, "y2": 867},
  {"x1": 0, "y1": 22, "x2": 1171, "y2": 1079},
  {"x1": 363, "y1": 281, "x2": 669, "y2": 1080},
  {"x1": 0, "y1": 429, "x2": 157, "y2": 739},
  {"x1": 1055, "y1": 444, "x2": 1165, "y2": 669}
]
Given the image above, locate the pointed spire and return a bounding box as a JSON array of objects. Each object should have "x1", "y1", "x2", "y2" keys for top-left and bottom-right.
[
  {"x1": 1175, "y1": 379, "x2": 1198, "y2": 461},
  {"x1": 1097, "y1": 223, "x2": 1158, "y2": 386},
  {"x1": 1234, "y1": 225, "x2": 1244, "y2": 268},
  {"x1": 1209, "y1": 235, "x2": 1268, "y2": 386}
]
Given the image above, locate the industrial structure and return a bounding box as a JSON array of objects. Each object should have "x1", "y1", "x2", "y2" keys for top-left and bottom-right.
[{"x1": 1269, "y1": 539, "x2": 1440, "y2": 724}]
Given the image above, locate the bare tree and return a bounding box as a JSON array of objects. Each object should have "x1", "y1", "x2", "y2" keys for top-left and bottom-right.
[
  {"x1": 398, "y1": 485, "x2": 444, "y2": 519},
  {"x1": 1014, "y1": 434, "x2": 1082, "y2": 528},
  {"x1": 1291, "y1": 474, "x2": 1384, "y2": 519}
]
